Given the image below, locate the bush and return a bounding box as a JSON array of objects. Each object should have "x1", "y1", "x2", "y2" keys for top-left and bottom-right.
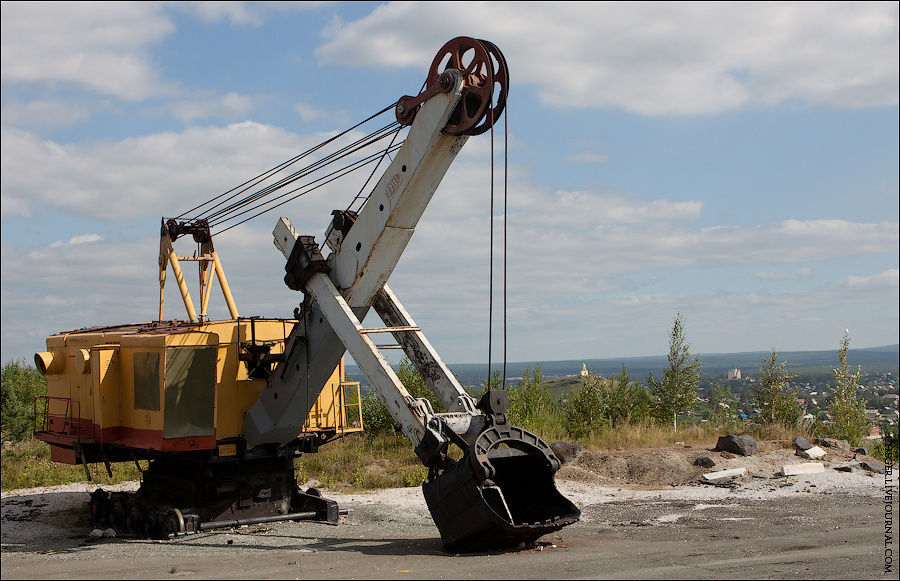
[
  {"x1": 1, "y1": 360, "x2": 46, "y2": 441},
  {"x1": 359, "y1": 358, "x2": 444, "y2": 437},
  {"x1": 564, "y1": 366, "x2": 652, "y2": 439},
  {"x1": 507, "y1": 365, "x2": 562, "y2": 436},
  {"x1": 360, "y1": 390, "x2": 396, "y2": 436},
  {"x1": 872, "y1": 422, "x2": 898, "y2": 464}
]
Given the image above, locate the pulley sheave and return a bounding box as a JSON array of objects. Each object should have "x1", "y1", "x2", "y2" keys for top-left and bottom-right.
[{"x1": 396, "y1": 36, "x2": 509, "y2": 136}]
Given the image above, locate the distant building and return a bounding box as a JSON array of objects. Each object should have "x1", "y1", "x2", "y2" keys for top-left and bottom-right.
[
  {"x1": 728, "y1": 364, "x2": 742, "y2": 380},
  {"x1": 580, "y1": 363, "x2": 589, "y2": 377}
]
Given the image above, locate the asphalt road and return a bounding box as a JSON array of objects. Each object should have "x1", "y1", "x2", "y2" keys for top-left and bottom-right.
[{"x1": 0, "y1": 487, "x2": 892, "y2": 579}]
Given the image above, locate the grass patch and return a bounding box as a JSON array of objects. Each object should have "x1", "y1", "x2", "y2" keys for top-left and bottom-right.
[
  {"x1": 2, "y1": 424, "x2": 815, "y2": 493},
  {"x1": 579, "y1": 421, "x2": 720, "y2": 450},
  {"x1": 1, "y1": 439, "x2": 141, "y2": 492},
  {"x1": 296, "y1": 433, "x2": 428, "y2": 490}
]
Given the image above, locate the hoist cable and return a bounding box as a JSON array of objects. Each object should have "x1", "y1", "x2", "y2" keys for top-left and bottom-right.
[
  {"x1": 208, "y1": 135, "x2": 404, "y2": 229},
  {"x1": 204, "y1": 122, "x2": 401, "y2": 225},
  {"x1": 175, "y1": 102, "x2": 398, "y2": 221},
  {"x1": 502, "y1": 104, "x2": 508, "y2": 390},
  {"x1": 487, "y1": 106, "x2": 495, "y2": 390},
  {"x1": 212, "y1": 142, "x2": 404, "y2": 235},
  {"x1": 345, "y1": 125, "x2": 405, "y2": 213}
]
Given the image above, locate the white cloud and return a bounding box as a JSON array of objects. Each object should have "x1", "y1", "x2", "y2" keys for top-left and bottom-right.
[
  {"x1": 182, "y1": 1, "x2": 329, "y2": 27},
  {"x1": 49, "y1": 234, "x2": 103, "y2": 247},
  {"x1": 150, "y1": 92, "x2": 258, "y2": 123},
  {"x1": 1, "y1": 100, "x2": 92, "y2": 131},
  {"x1": 842, "y1": 269, "x2": 900, "y2": 288},
  {"x1": 186, "y1": 1, "x2": 265, "y2": 26},
  {"x1": 0, "y1": 123, "x2": 380, "y2": 221},
  {"x1": 317, "y1": 2, "x2": 899, "y2": 115},
  {"x1": 2, "y1": 119, "x2": 897, "y2": 362},
  {"x1": 564, "y1": 151, "x2": 610, "y2": 164},
  {"x1": 755, "y1": 266, "x2": 814, "y2": 280},
  {"x1": 0, "y1": 2, "x2": 175, "y2": 100}
]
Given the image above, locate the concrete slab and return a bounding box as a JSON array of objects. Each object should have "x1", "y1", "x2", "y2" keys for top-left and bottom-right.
[
  {"x1": 782, "y1": 463, "x2": 825, "y2": 476},
  {"x1": 702, "y1": 467, "x2": 747, "y2": 481}
]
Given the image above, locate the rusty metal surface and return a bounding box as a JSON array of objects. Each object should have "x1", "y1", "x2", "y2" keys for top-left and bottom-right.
[
  {"x1": 395, "y1": 71, "x2": 456, "y2": 126},
  {"x1": 427, "y1": 37, "x2": 495, "y2": 135},
  {"x1": 53, "y1": 318, "x2": 293, "y2": 337}
]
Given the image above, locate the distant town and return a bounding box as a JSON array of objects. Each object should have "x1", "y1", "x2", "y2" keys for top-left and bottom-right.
[{"x1": 349, "y1": 345, "x2": 900, "y2": 432}]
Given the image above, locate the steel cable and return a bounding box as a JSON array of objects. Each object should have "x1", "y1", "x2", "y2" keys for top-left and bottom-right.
[
  {"x1": 206, "y1": 123, "x2": 403, "y2": 227},
  {"x1": 175, "y1": 103, "x2": 399, "y2": 222},
  {"x1": 212, "y1": 142, "x2": 404, "y2": 235}
]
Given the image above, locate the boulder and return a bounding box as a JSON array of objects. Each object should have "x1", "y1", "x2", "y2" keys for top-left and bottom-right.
[
  {"x1": 791, "y1": 436, "x2": 813, "y2": 451},
  {"x1": 852, "y1": 447, "x2": 868, "y2": 456},
  {"x1": 693, "y1": 456, "x2": 716, "y2": 468},
  {"x1": 861, "y1": 460, "x2": 886, "y2": 474},
  {"x1": 550, "y1": 441, "x2": 583, "y2": 464},
  {"x1": 815, "y1": 438, "x2": 850, "y2": 452},
  {"x1": 834, "y1": 463, "x2": 860, "y2": 473},
  {"x1": 714, "y1": 435, "x2": 757, "y2": 456}
]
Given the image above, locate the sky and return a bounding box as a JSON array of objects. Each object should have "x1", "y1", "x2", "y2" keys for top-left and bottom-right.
[{"x1": 1, "y1": 1, "x2": 898, "y2": 366}]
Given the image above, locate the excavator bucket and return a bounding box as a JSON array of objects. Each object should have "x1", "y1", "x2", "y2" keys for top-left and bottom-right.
[{"x1": 422, "y1": 424, "x2": 580, "y2": 552}]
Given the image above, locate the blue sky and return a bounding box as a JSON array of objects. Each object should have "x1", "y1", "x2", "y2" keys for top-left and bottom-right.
[{"x1": 2, "y1": 1, "x2": 898, "y2": 365}]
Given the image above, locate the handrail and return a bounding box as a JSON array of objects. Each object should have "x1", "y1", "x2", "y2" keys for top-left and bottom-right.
[{"x1": 33, "y1": 395, "x2": 81, "y2": 439}]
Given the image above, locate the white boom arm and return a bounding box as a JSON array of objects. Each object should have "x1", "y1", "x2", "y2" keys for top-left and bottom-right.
[{"x1": 244, "y1": 71, "x2": 480, "y2": 453}]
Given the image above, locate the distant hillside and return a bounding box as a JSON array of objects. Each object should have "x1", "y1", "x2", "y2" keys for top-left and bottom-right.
[{"x1": 348, "y1": 344, "x2": 899, "y2": 389}]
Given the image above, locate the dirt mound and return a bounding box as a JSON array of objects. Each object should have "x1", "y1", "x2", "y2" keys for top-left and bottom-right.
[{"x1": 560, "y1": 447, "x2": 707, "y2": 487}]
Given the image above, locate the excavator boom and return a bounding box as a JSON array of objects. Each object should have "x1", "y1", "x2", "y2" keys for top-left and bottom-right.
[{"x1": 246, "y1": 37, "x2": 580, "y2": 552}]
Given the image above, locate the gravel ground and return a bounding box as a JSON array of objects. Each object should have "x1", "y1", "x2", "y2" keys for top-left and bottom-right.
[{"x1": 1, "y1": 444, "x2": 895, "y2": 579}]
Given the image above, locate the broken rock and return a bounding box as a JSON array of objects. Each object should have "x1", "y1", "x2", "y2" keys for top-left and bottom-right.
[
  {"x1": 797, "y1": 445, "x2": 826, "y2": 460},
  {"x1": 714, "y1": 435, "x2": 757, "y2": 456},
  {"x1": 693, "y1": 456, "x2": 716, "y2": 468},
  {"x1": 550, "y1": 441, "x2": 583, "y2": 464}
]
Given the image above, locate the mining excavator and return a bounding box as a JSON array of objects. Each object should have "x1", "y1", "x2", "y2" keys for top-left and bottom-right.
[{"x1": 32, "y1": 37, "x2": 580, "y2": 552}]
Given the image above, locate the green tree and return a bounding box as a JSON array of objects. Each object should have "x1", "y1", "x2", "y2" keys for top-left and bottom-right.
[
  {"x1": 564, "y1": 371, "x2": 606, "y2": 438},
  {"x1": 827, "y1": 331, "x2": 868, "y2": 445},
  {"x1": 709, "y1": 382, "x2": 740, "y2": 432},
  {"x1": 606, "y1": 364, "x2": 651, "y2": 427},
  {"x1": 648, "y1": 313, "x2": 701, "y2": 432},
  {"x1": 754, "y1": 348, "x2": 801, "y2": 427},
  {"x1": 479, "y1": 369, "x2": 502, "y2": 397},
  {"x1": 1, "y1": 360, "x2": 46, "y2": 441},
  {"x1": 507, "y1": 365, "x2": 559, "y2": 433},
  {"x1": 360, "y1": 358, "x2": 443, "y2": 436}
]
